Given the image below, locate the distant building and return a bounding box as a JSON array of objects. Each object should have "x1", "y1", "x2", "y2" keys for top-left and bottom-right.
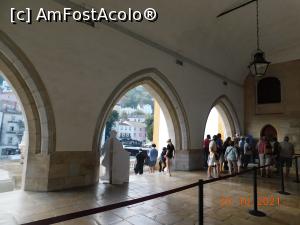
[
  {"x1": 0, "y1": 112, "x2": 24, "y2": 155},
  {"x1": 113, "y1": 105, "x2": 136, "y2": 115},
  {"x1": 0, "y1": 89, "x2": 22, "y2": 113},
  {"x1": 0, "y1": 80, "x2": 25, "y2": 156},
  {"x1": 113, "y1": 104, "x2": 153, "y2": 117},
  {"x1": 0, "y1": 81, "x2": 12, "y2": 93},
  {"x1": 113, "y1": 120, "x2": 147, "y2": 143},
  {"x1": 128, "y1": 114, "x2": 146, "y2": 123}
]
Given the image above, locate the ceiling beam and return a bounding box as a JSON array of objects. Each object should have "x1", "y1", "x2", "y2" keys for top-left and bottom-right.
[{"x1": 217, "y1": 0, "x2": 257, "y2": 18}]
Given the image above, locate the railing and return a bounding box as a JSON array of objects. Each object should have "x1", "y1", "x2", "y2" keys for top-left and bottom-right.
[{"x1": 21, "y1": 155, "x2": 299, "y2": 225}]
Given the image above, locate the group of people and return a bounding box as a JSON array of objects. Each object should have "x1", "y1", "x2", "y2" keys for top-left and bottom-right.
[
  {"x1": 257, "y1": 136, "x2": 295, "y2": 177},
  {"x1": 203, "y1": 133, "x2": 295, "y2": 179},
  {"x1": 134, "y1": 139, "x2": 175, "y2": 176}
]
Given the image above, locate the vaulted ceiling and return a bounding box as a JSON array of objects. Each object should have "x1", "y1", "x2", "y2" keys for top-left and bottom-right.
[
  {"x1": 67, "y1": 0, "x2": 300, "y2": 83},
  {"x1": 1, "y1": 0, "x2": 300, "y2": 84}
]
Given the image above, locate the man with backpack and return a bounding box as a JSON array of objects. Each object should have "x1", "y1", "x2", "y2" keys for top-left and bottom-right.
[{"x1": 280, "y1": 136, "x2": 295, "y2": 177}]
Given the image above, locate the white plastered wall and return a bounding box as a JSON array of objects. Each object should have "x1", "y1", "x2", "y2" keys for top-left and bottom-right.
[{"x1": 0, "y1": 0, "x2": 244, "y2": 184}]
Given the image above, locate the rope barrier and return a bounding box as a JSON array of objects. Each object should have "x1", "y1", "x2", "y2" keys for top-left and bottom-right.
[{"x1": 21, "y1": 182, "x2": 199, "y2": 225}]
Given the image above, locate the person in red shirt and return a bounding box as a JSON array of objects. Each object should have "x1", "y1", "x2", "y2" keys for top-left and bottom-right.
[
  {"x1": 257, "y1": 136, "x2": 266, "y2": 176},
  {"x1": 203, "y1": 135, "x2": 211, "y2": 169}
]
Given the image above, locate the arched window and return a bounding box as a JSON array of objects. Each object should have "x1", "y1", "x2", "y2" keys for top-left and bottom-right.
[{"x1": 257, "y1": 77, "x2": 281, "y2": 104}]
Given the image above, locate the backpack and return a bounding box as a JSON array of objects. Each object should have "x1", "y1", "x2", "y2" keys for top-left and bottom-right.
[
  {"x1": 244, "y1": 144, "x2": 252, "y2": 155},
  {"x1": 273, "y1": 142, "x2": 280, "y2": 157},
  {"x1": 265, "y1": 144, "x2": 272, "y2": 155}
]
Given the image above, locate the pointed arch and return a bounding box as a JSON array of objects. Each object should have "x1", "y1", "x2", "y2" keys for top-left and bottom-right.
[
  {"x1": 93, "y1": 68, "x2": 190, "y2": 151},
  {"x1": 205, "y1": 95, "x2": 241, "y2": 138},
  {"x1": 0, "y1": 31, "x2": 56, "y2": 155},
  {"x1": 0, "y1": 31, "x2": 56, "y2": 190}
]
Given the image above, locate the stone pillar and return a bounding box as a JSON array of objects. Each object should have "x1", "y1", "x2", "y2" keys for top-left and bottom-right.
[
  {"x1": 23, "y1": 153, "x2": 50, "y2": 191},
  {"x1": 23, "y1": 151, "x2": 100, "y2": 191},
  {"x1": 47, "y1": 151, "x2": 100, "y2": 191},
  {"x1": 174, "y1": 149, "x2": 203, "y2": 171}
]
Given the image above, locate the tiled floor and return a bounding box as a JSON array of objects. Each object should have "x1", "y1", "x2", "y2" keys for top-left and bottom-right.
[{"x1": 0, "y1": 170, "x2": 299, "y2": 225}]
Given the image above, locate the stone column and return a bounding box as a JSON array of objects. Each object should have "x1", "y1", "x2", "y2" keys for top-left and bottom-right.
[{"x1": 175, "y1": 149, "x2": 203, "y2": 171}]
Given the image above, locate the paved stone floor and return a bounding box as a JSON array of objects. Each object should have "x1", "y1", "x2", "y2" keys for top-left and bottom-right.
[
  {"x1": 0, "y1": 170, "x2": 299, "y2": 225},
  {"x1": 0, "y1": 160, "x2": 23, "y2": 190}
]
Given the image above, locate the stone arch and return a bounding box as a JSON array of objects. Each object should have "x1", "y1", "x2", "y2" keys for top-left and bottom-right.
[
  {"x1": 205, "y1": 95, "x2": 241, "y2": 138},
  {"x1": 93, "y1": 68, "x2": 190, "y2": 152},
  {"x1": 0, "y1": 31, "x2": 56, "y2": 190}
]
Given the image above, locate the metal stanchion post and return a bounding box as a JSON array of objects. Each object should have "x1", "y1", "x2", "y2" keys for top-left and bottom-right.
[
  {"x1": 199, "y1": 179, "x2": 204, "y2": 225},
  {"x1": 249, "y1": 167, "x2": 266, "y2": 217},
  {"x1": 294, "y1": 156, "x2": 299, "y2": 183},
  {"x1": 278, "y1": 161, "x2": 291, "y2": 195}
]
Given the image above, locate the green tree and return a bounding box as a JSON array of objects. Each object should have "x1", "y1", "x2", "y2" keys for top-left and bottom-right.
[
  {"x1": 131, "y1": 110, "x2": 145, "y2": 116},
  {"x1": 145, "y1": 114, "x2": 154, "y2": 141},
  {"x1": 119, "y1": 86, "x2": 154, "y2": 109},
  {"x1": 105, "y1": 110, "x2": 119, "y2": 140}
]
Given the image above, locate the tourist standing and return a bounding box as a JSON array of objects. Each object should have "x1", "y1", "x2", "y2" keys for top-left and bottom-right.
[
  {"x1": 224, "y1": 141, "x2": 238, "y2": 175},
  {"x1": 207, "y1": 135, "x2": 219, "y2": 178},
  {"x1": 238, "y1": 137, "x2": 246, "y2": 167},
  {"x1": 235, "y1": 133, "x2": 241, "y2": 142},
  {"x1": 148, "y1": 144, "x2": 158, "y2": 173},
  {"x1": 264, "y1": 141, "x2": 273, "y2": 177},
  {"x1": 243, "y1": 137, "x2": 252, "y2": 168},
  {"x1": 216, "y1": 133, "x2": 224, "y2": 172},
  {"x1": 272, "y1": 137, "x2": 281, "y2": 173},
  {"x1": 280, "y1": 136, "x2": 295, "y2": 177},
  {"x1": 234, "y1": 138, "x2": 242, "y2": 173},
  {"x1": 222, "y1": 137, "x2": 232, "y2": 171},
  {"x1": 134, "y1": 150, "x2": 146, "y2": 175},
  {"x1": 203, "y1": 135, "x2": 211, "y2": 169},
  {"x1": 166, "y1": 139, "x2": 175, "y2": 176},
  {"x1": 159, "y1": 147, "x2": 167, "y2": 172},
  {"x1": 257, "y1": 136, "x2": 266, "y2": 176}
]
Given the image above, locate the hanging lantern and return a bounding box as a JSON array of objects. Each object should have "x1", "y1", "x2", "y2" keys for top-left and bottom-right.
[
  {"x1": 249, "y1": 0, "x2": 271, "y2": 77},
  {"x1": 249, "y1": 50, "x2": 271, "y2": 77}
]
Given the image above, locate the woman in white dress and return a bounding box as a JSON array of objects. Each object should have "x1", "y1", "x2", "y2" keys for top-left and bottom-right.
[{"x1": 207, "y1": 135, "x2": 219, "y2": 178}]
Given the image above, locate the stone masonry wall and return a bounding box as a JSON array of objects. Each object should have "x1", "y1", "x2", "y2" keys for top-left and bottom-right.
[{"x1": 244, "y1": 60, "x2": 300, "y2": 153}]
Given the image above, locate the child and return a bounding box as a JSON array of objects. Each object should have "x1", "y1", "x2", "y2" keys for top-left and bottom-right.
[{"x1": 159, "y1": 147, "x2": 167, "y2": 172}]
